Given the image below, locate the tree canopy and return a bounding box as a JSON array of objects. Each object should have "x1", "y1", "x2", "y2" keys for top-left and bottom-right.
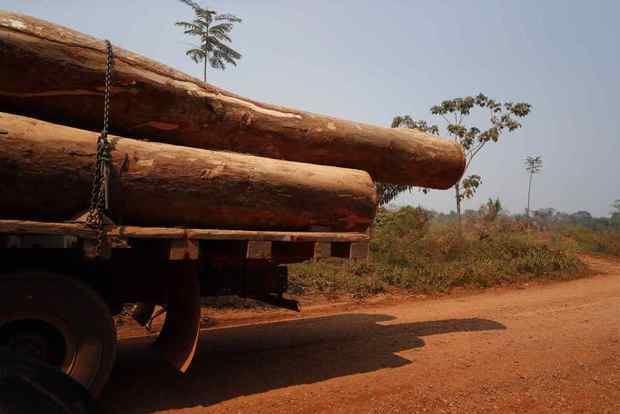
[
  {"x1": 525, "y1": 155, "x2": 543, "y2": 217},
  {"x1": 387, "y1": 94, "x2": 531, "y2": 217},
  {"x1": 176, "y1": 0, "x2": 242, "y2": 81}
]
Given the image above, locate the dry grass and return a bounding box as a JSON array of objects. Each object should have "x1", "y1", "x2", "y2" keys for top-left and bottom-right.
[
  {"x1": 290, "y1": 208, "x2": 588, "y2": 298},
  {"x1": 553, "y1": 226, "x2": 620, "y2": 257}
]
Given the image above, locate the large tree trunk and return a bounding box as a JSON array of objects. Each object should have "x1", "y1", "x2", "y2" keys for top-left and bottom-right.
[
  {"x1": 0, "y1": 11, "x2": 465, "y2": 188},
  {"x1": 0, "y1": 112, "x2": 376, "y2": 232}
]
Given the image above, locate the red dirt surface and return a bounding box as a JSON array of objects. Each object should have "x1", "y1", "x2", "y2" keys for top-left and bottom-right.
[{"x1": 101, "y1": 255, "x2": 620, "y2": 413}]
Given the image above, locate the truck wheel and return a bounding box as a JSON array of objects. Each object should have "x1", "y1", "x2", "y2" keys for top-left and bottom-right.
[
  {"x1": 0, "y1": 272, "x2": 117, "y2": 397},
  {"x1": 0, "y1": 349, "x2": 97, "y2": 414}
]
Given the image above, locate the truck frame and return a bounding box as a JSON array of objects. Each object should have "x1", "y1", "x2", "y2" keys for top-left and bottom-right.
[{"x1": 0, "y1": 217, "x2": 369, "y2": 396}]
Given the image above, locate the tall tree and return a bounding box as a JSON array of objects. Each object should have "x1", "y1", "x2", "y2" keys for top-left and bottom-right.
[
  {"x1": 525, "y1": 155, "x2": 543, "y2": 217},
  {"x1": 431, "y1": 95, "x2": 531, "y2": 222},
  {"x1": 176, "y1": 0, "x2": 242, "y2": 82},
  {"x1": 390, "y1": 95, "x2": 531, "y2": 220}
]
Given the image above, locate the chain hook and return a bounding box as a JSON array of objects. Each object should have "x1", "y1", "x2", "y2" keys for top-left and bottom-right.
[{"x1": 86, "y1": 39, "x2": 114, "y2": 256}]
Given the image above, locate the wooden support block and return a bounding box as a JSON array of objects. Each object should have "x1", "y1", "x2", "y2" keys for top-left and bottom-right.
[
  {"x1": 331, "y1": 242, "x2": 352, "y2": 259},
  {"x1": 349, "y1": 241, "x2": 369, "y2": 260},
  {"x1": 328, "y1": 241, "x2": 369, "y2": 260},
  {"x1": 246, "y1": 241, "x2": 272, "y2": 260},
  {"x1": 272, "y1": 241, "x2": 315, "y2": 264},
  {"x1": 169, "y1": 238, "x2": 199, "y2": 261},
  {"x1": 314, "y1": 242, "x2": 332, "y2": 260}
]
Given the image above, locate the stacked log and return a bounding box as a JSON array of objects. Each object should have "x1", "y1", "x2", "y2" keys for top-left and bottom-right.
[
  {"x1": 0, "y1": 112, "x2": 376, "y2": 232},
  {"x1": 0, "y1": 11, "x2": 465, "y2": 188}
]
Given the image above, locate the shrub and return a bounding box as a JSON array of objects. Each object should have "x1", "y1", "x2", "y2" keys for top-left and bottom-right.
[
  {"x1": 289, "y1": 208, "x2": 587, "y2": 297},
  {"x1": 559, "y1": 226, "x2": 620, "y2": 256}
]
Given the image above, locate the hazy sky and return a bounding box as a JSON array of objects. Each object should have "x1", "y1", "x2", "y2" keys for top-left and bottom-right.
[{"x1": 4, "y1": 1, "x2": 619, "y2": 217}]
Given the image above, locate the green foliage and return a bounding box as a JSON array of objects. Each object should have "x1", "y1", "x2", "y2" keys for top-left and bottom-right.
[
  {"x1": 390, "y1": 115, "x2": 440, "y2": 134},
  {"x1": 525, "y1": 155, "x2": 543, "y2": 174},
  {"x1": 375, "y1": 183, "x2": 409, "y2": 207},
  {"x1": 558, "y1": 226, "x2": 620, "y2": 257},
  {"x1": 388, "y1": 94, "x2": 531, "y2": 214},
  {"x1": 431, "y1": 94, "x2": 531, "y2": 208},
  {"x1": 288, "y1": 260, "x2": 386, "y2": 299},
  {"x1": 430, "y1": 95, "x2": 531, "y2": 152},
  {"x1": 289, "y1": 208, "x2": 585, "y2": 297},
  {"x1": 372, "y1": 207, "x2": 432, "y2": 267},
  {"x1": 480, "y1": 197, "x2": 502, "y2": 222},
  {"x1": 176, "y1": 0, "x2": 242, "y2": 81},
  {"x1": 528, "y1": 207, "x2": 618, "y2": 231},
  {"x1": 460, "y1": 175, "x2": 481, "y2": 202}
]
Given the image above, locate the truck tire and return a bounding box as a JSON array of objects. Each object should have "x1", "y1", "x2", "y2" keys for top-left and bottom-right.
[
  {"x1": 0, "y1": 272, "x2": 117, "y2": 397},
  {"x1": 0, "y1": 349, "x2": 97, "y2": 413}
]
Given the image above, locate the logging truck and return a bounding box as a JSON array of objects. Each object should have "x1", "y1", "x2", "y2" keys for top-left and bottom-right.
[
  {"x1": 0, "y1": 217, "x2": 371, "y2": 397},
  {"x1": 0, "y1": 112, "x2": 378, "y2": 397},
  {"x1": 0, "y1": 10, "x2": 465, "y2": 398}
]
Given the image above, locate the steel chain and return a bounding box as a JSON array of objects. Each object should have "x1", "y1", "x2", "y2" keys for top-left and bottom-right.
[{"x1": 86, "y1": 40, "x2": 114, "y2": 256}]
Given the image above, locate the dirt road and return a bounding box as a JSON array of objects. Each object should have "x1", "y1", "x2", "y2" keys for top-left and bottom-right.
[{"x1": 100, "y1": 256, "x2": 620, "y2": 413}]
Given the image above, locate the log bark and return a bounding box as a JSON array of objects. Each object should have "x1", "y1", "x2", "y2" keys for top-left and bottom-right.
[
  {"x1": 0, "y1": 11, "x2": 465, "y2": 188},
  {"x1": 0, "y1": 112, "x2": 376, "y2": 232}
]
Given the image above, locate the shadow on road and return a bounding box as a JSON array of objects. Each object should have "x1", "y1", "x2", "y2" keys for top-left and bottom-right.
[{"x1": 100, "y1": 314, "x2": 505, "y2": 413}]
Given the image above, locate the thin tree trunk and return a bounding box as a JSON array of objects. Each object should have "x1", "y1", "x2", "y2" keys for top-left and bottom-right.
[
  {"x1": 203, "y1": 53, "x2": 207, "y2": 83},
  {"x1": 527, "y1": 173, "x2": 533, "y2": 218},
  {"x1": 455, "y1": 181, "x2": 462, "y2": 227}
]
